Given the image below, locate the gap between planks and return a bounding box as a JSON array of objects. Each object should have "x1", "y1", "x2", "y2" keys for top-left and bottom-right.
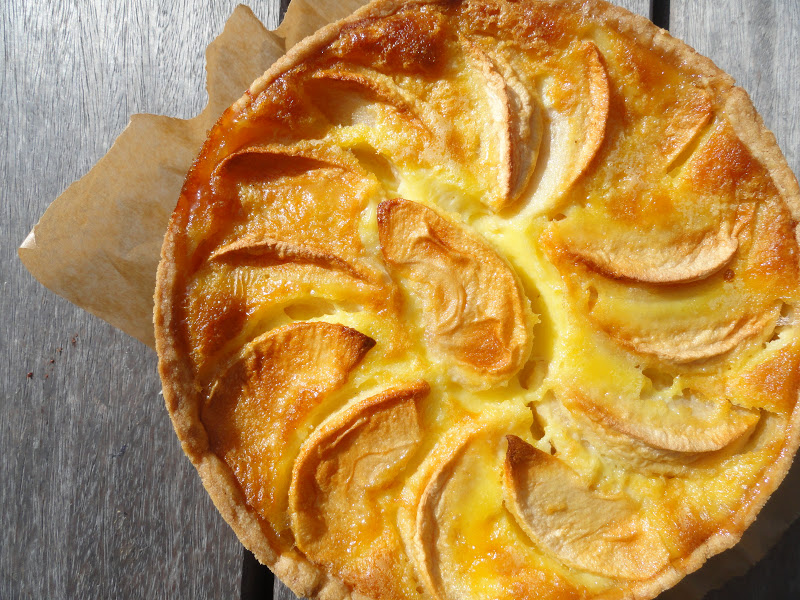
[{"x1": 651, "y1": 0, "x2": 671, "y2": 30}]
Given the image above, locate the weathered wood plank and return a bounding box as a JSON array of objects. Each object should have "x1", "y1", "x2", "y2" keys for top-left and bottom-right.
[
  {"x1": 614, "y1": 0, "x2": 650, "y2": 18},
  {"x1": 0, "y1": 1, "x2": 281, "y2": 598},
  {"x1": 668, "y1": 2, "x2": 800, "y2": 599},
  {"x1": 275, "y1": 578, "x2": 299, "y2": 600}
]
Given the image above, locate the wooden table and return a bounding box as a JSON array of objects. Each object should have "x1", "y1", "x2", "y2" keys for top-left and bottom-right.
[{"x1": 2, "y1": 1, "x2": 798, "y2": 598}]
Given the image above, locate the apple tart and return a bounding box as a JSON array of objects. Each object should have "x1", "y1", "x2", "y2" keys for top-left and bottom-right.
[{"x1": 154, "y1": 1, "x2": 800, "y2": 599}]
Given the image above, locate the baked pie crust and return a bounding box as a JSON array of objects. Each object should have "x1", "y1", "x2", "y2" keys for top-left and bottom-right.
[{"x1": 154, "y1": 1, "x2": 800, "y2": 599}]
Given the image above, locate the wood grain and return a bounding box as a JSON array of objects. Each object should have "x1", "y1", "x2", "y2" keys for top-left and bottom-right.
[
  {"x1": 0, "y1": 1, "x2": 281, "y2": 598},
  {"x1": 613, "y1": 0, "x2": 651, "y2": 18}
]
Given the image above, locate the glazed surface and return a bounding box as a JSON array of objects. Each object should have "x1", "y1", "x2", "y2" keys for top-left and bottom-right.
[{"x1": 155, "y1": 1, "x2": 800, "y2": 599}]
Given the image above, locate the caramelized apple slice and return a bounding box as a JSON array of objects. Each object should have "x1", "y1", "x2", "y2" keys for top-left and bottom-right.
[
  {"x1": 184, "y1": 143, "x2": 393, "y2": 372},
  {"x1": 584, "y1": 283, "x2": 782, "y2": 364},
  {"x1": 595, "y1": 26, "x2": 713, "y2": 172},
  {"x1": 531, "y1": 40, "x2": 608, "y2": 213},
  {"x1": 659, "y1": 92, "x2": 714, "y2": 169},
  {"x1": 618, "y1": 309, "x2": 779, "y2": 363},
  {"x1": 557, "y1": 203, "x2": 753, "y2": 284},
  {"x1": 503, "y1": 436, "x2": 670, "y2": 580},
  {"x1": 412, "y1": 423, "x2": 487, "y2": 600},
  {"x1": 290, "y1": 381, "x2": 429, "y2": 600},
  {"x1": 413, "y1": 427, "x2": 475, "y2": 600},
  {"x1": 726, "y1": 333, "x2": 800, "y2": 416},
  {"x1": 211, "y1": 236, "x2": 374, "y2": 281},
  {"x1": 563, "y1": 41, "x2": 609, "y2": 191},
  {"x1": 306, "y1": 67, "x2": 438, "y2": 139},
  {"x1": 544, "y1": 226, "x2": 781, "y2": 363},
  {"x1": 564, "y1": 388, "x2": 759, "y2": 461},
  {"x1": 311, "y1": 68, "x2": 420, "y2": 114},
  {"x1": 303, "y1": 64, "x2": 470, "y2": 174},
  {"x1": 551, "y1": 121, "x2": 762, "y2": 285},
  {"x1": 187, "y1": 252, "x2": 401, "y2": 381},
  {"x1": 408, "y1": 423, "x2": 584, "y2": 600},
  {"x1": 313, "y1": 40, "x2": 544, "y2": 211},
  {"x1": 201, "y1": 322, "x2": 375, "y2": 547},
  {"x1": 209, "y1": 143, "x2": 381, "y2": 266},
  {"x1": 378, "y1": 198, "x2": 532, "y2": 386},
  {"x1": 462, "y1": 42, "x2": 543, "y2": 209}
]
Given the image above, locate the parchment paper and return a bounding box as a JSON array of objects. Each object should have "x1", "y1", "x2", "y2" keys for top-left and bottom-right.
[{"x1": 17, "y1": 1, "x2": 800, "y2": 597}]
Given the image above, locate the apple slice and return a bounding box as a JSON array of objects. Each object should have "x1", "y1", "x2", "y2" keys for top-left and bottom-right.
[
  {"x1": 378, "y1": 198, "x2": 532, "y2": 387},
  {"x1": 303, "y1": 65, "x2": 461, "y2": 172},
  {"x1": 614, "y1": 308, "x2": 780, "y2": 363},
  {"x1": 596, "y1": 26, "x2": 713, "y2": 172},
  {"x1": 311, "y1": 41, "x2": 545, "y2": 212},
  {"x1": 184, "y1": 143, "x2": 394, "y2": 371},
  {"x1": 290, "y1": 381, "x2": 429, "y2": 600},
  {"x1": 211, "y1": 236, "x2": 375, "y2": 282},
  {"x1": 528, "y1": 40, "x2": 608, "y2": 214},
  {"x1": 550, "y1": 120, "x2": 763, "y2": 286},
  {"x1": 411, "y1": 422, "x2": 481, "y2": 600},
  {"x1": 543, "y1": 224, "x2": 781, "y2": 364},
  {"x1": 306, "y1": 66, "x2": 436, "y2": 134},
  {"x1": 462, "y1": 41, "x2": 543, "y2": 210},
  {"x1": 201, "y1": 322, "x2": 375, "y2": 547},
  {"x1": 407, "y1": 423, "x2": 585, "y2": 600},
  {"x1": 560, "y1": 388, "x2": 759, "y2": 470},
  {"x1": 556, "y1": 203, "x2": 753, "y2": 284},
  {"x1": 503, "y1": 436, "x2": 670, "y2": 580},
  {"x1": 560, "y1": 41, "x2": 610, "y2": 193},
  {"x1": 208, "y1": 143, "x2": 382, "y2": 266}
]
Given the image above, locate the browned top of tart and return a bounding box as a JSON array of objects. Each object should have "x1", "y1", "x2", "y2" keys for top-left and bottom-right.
[{"x1": 155, "y1": 1, "x2": 800, "y2": 600}]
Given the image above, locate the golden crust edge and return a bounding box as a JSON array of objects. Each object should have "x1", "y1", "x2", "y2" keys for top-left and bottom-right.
[
  {"x1": 153, "y1": 193, "x2": 385, "y2": 600},
  {"x1": 152, "y1": 1, "x2": 800, "y2": 599}
]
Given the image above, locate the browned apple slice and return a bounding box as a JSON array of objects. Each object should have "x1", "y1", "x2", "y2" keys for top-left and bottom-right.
[
  {"x1": 660, "y1": 89, "x2": 713, "y2": 169},
  {"x1": 211, "y1": 236, "x2": 375, "y2": 282},
  {"x1": 306, "y1": 67, "x2": 435, "y2": 133},
  {"x1": 412, "y1": 423, "x2": 481, "y2": 600},
  {"x1": 201, "y1": 322, "x2": 375, "y2": 548},
  {"x1": 564, "y1": 41, "x2": 609, "y2": 190},
  {"x1": 183, "y1": 143, "x2": 394, "y2": 373},
  {"x1": 557, "y1": 204, "x2": 753, "y2": 284},
  {"x1": 290, "y1": 381, "x2": 429, "y2": 600},
  {"x1": 186, "y1": 251, "x2": 401, "y2": 382},
  {"x1": 462, "y1": 41, "x2": 543, "y2": 210},
  {"x1": 615, "y1": 308, "x2": 780, "y2": 363},
  {"x1": 313, "y1": 41, "x2": 544, "y2": 211},
  {"x1": 302, "y1": 65, "x2": 465, "y2": 175},
  {"x1": 550, "y1": 120, "x2": 761, "y2": 286},
  {"x1": 544, "y1": 225, "x2": 782, "y2": 363},
  {"x1": 522, "y1": 41, "x2": 609, "y2": 214},
  {"x1": 540, "y1": 41, "x2": 609, "y2": 204},
  {"x1": 208, "y1": 143, "x2": 381, "y2": 266},
  {"x1": 503, "y1": 436, "x2": 670, "y2": 580},
  {"x1": 407, "y1": 422, "x2": 585, "y2": 600},
  {"x1": 596, "y1": 26, "x2": 713, "y2": 172},
  {"x1": 726, "y1": 333, "x2": 800, "y2": 416},
  {"x1": 312, "y1": 68, "x2": 418, "y2": 111},
  {"x1": 378, "y1": 198, "x2": 532, "y2": 386},
  {"x1": 562, "y1": 388, "x2": 760, "y2": 466}
]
